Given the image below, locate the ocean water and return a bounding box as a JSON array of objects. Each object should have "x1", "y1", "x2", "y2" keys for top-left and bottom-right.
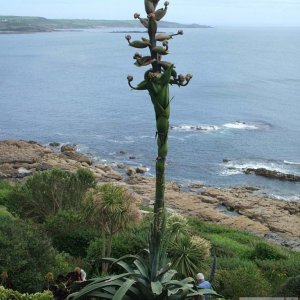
[{"x1": 0, "y1": 27, "x2": 299, "y2": 200}]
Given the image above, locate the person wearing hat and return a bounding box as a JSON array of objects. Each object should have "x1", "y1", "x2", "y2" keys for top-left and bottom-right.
[{"x1": 195, "y1": 273, "x2": 212, "y2": 289}]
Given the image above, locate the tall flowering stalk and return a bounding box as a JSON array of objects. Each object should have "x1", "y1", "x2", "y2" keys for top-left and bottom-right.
[{"x1": 126, "y1": 0, "x2": 192, "y2": 280}]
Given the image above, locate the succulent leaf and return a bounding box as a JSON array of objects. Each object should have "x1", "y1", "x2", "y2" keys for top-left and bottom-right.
[{"x1": 129, "y1": 40, "x2": 150, "y2": 49}]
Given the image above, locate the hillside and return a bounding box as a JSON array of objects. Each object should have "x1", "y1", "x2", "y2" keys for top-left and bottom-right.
[{"x1": 0, "y1": 16, "x2": 210, "y2": 33}]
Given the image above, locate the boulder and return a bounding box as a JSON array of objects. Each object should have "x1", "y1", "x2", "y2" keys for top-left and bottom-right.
[
  {"x1": 244, "y1": 168, "x2": 300, "y2": 182},
  {"x1": 126, "y1": 167, "x2": 136, "y2": 176},
  {"x1": 136, "y1": 166, "x2": 147, "y2": 174},
  {"x1": 61, "y1": 144, "x2": 76, "y2": 152}
]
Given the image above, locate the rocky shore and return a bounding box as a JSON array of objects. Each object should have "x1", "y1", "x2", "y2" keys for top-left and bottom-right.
[{"x1": 1, "y1": 140, "x2": 299, "y2": 251}]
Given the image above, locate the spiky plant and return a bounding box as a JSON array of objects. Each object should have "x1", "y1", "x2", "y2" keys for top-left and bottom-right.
[
  {"x1": 84, "y1": 184, "x2": 141, "y2": 273},
  {"x1": 168, "y1": 236, "x2": 211, "y2": 278},
  {"x1": 126, "y1": 0, "x2": 192, "y2": 280}
]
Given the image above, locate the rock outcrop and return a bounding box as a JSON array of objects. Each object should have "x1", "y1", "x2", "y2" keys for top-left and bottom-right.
[
  {"x1": 1, "y1": 140, "x2": 299, "y2": 251},
  {"x1": 244, "y1": 168, "x2": 300, "y2": 182}
]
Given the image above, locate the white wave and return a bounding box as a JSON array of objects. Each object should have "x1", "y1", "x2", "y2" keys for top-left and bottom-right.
[
  {"x1": 223, "y1": 121, "x2": 258, "y2": 130},
  {"x1": 170, "y1": 124, "x2": 220, "y2": 132},
  {"x1": 284, "y1": 160, "x2": 300, "y2": 165},
  {"x1": 220, "y1": 169, "x2": 243, "y2": 176},
  {"x1": 107, "y1": 138, "x2": 135, "y2": 144},
  {"x1": 171, "y1": 121, "x2": 270, "y2": 133},
  {"x1": 223, "y1": 159, "x2": 300, "y2": 176},
  {"x1": 270, "y1": 194, "x2": 300, "y2": 201}
]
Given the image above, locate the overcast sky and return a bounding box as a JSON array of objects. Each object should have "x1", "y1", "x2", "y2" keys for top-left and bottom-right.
[{"x1": 1, "y1": 0, "x2": 300, "y2": 26}]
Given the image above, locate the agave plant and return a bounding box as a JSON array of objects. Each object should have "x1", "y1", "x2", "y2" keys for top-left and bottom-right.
[
  {"x1": 68, "y1": 253, "x2": 221, "y2": 300},
  {"x1": 126, "y1": 0, "x2": 192, "y2": 281}
]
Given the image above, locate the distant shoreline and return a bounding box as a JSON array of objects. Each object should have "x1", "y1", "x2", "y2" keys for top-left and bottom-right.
[{"x1": 0, "y1": 15, "x2": 211, "y2": 34}]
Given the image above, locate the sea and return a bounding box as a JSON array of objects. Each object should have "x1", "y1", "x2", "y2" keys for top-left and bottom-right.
[{"x1": 0, "y1": 27, "x2": 299, "y2": 201}]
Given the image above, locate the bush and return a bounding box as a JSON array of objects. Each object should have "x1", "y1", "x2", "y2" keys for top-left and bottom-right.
[
  {"x1": 6, "y1": 168, "x2": 95, "y2": 222},
  {"x1": 208, "y1": 234, "x2": 252, "y2": 258},
  {"x1": 0, "y1": 206, "x2": 14, "y2": 220},
  {"x1": 277, "y1": 275, "x2": 300, "y2": 297},
  {"x1": 45, "y1": 210, "x2": 98, "y2": 257},
  {"x1": 0, "y1": 180, "x2": 13, "y2": 207},
  {"x1": 215, "y1": 264, "x2": 272, "y2": 299},
  {"x1": 0, "y1": 217, "x2": 56, "y2": 293},
  {"x1": 85, "y1": 220, "x2": 150, "y2": 276},
  {"x1": 0, "y1": 286, "x2": 53, "y2": 300},
  {"x1": 249, "y1": 242, "x2": 287, "y2": 260}
]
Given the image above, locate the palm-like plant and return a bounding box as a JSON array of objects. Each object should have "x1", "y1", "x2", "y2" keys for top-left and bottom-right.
[
  {"x1": 85, "y1": 184, "x2": 141, "y2": 272},
  {"x1": 168, "y1": 236, "x2": 211, "y2": 279}
]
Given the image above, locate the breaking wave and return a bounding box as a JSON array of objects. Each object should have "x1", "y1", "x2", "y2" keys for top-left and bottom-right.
[{"x1": 171, "y1": 121, "x2": 271, "y2": 133}]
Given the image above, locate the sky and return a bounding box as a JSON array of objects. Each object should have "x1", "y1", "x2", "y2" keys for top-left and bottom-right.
[{"x1": 1, "y1": 0, "x2": 300, "y2": 26}]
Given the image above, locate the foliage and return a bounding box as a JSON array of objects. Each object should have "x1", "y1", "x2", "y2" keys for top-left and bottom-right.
[
  {"x1": 277, "y1": 275, "x2": 300, "y2": 297},
  {"x1": 0, "y1": 180, "x2": 13, "y2": 207},
  {"x1": 0, "y1": 287, "x2": 53, "y2": 300},
  {"x1": 6, "y1": 168, "x2": 95, "y2": 222},
  {"x1": 86, "y1": 220, "x2": 150, "y2": 276},
  {"x1": 52, "y1": 253, "x2": 76, "y2": 279},
  {"x1": 215, "y1": 264, "x2": 272, "y2": 299},
  {"x1": 0, "y1": 206, "x2": 14, "y2": 220},
  {"x1": 84, "y1": 184, "x2": 141, "y2": 272},
  {"x1": 168, "y1": 235, "x2": 210, "y2": 278},
  {"x1": 0, "y1": 217, "x2": 56, "y2": 293},
  {"x1": 248, "y1": 242, "x2": 287, "y2": 260},
  {"x1": 68, "y1": 253, "x2": 220, "y2": 300},
  {"x1": 45, "y1": 210, "x2": 98, "y2": 257}
]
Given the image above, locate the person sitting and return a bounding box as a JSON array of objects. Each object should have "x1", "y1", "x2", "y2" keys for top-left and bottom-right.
[
  {"x1": 74, "y1": 267, "x2": 87, "y2": 282},
  {"x1": 195, "y1": 273, "x2": 213, "y2": 300},
  {"x1": 195, "y1": 272, "x2": 212, "y2": 289}
]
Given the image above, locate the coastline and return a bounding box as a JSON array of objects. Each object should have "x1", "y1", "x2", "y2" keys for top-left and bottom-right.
[{"x1": 1, "y1": 139, "x2": 299, "y2": 251}]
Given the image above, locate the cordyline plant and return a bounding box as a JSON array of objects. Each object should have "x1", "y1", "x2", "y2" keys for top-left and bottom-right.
[{"x1": 68, "y1": 1, "x2": 221, "y2": 299}]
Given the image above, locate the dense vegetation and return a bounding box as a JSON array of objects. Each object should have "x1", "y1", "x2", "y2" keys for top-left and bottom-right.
[{"x1": 0, "y1": 170, "x2": 299, "y2": 299}]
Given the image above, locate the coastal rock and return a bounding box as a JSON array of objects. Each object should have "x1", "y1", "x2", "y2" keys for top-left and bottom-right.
[
  {"x1": 244, "y1": 168, "x2": 300, "y2": 182},
  {"x1": 60, "y1": 151, "x2": 92, "y2": 165},
  {"x1": 49, "y1": 142, "x2": 60, "y2": 147},
  {"x1": 61, "y1": 144, "x2": 76, "y2": 152},
  {"x1": 136, "y1": 166, "x2": 147, "y2": 174},
  {"x1": 126, "y1": 167, "x2": 136, "y2": 176},
  {"x1": 1, "y1": 139, "x2": 299, "y2": 251}
]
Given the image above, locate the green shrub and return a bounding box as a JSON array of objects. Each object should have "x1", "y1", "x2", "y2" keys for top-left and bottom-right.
[
  {"x1": 217, "y1": 257, "x2": 257, "y2": 270},
  {"x1": 249, "y1": 242, "x2": 287, "y2": 260},
  {"x1": 85, "y1": 220, "x2": 150, "y2": 276},
  {"x1": 0, "y1": 206, "x2": 14, "y2": 220},
  {"x1": 277, "y1": 274, "x2": 300, "y2": 297},
  {"x1": 208, "y1": 234, "x2": 252, "y2": 258},
  {"x1": 0, "y1": 180, "x2": 13, "y2": 206},
  {"x1": 51, "y1": 253, "x2": 75, "y2": 278},
  {"x1": 215, "y1": 264, "x2": 272, "y2": 299},
  {"x1": 45, "y1": 210, "x2": 98, "y2": 257},
  {"x1": 0, "y1": 217, "x2": 56, "y2": 293},
  {"x1": 0, "y1": 286, "x2": 53, "y2": 300},
  {"x1": 6, "y1": 168, "x2": 95, "y2": 222}
]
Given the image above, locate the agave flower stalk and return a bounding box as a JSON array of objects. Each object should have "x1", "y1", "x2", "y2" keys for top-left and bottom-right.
[{"x1": 127, "y1": 0, "x2": 192, "y2": 280}]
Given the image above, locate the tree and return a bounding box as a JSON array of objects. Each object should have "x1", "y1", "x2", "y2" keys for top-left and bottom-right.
[
  {"x1": 85, "y1": 184, "x2": 141, "y2": 273},
  {"x1": 6, "y1": 168, "x2": 95, "y2": 222},
  {"x1": 0, "y1": 217, "x2": 56, "y2": 293}
]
